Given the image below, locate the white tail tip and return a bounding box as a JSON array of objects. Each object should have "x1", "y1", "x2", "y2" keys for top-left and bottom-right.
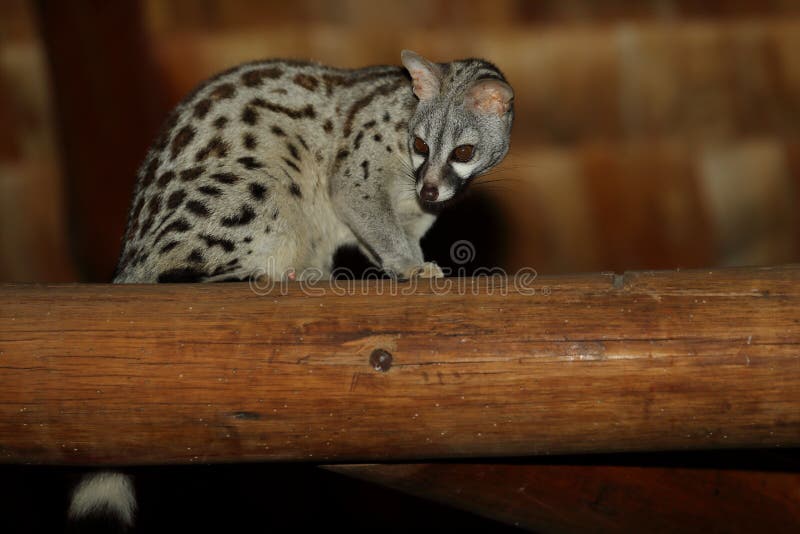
[{"x1": 68, "y1": 472, "x2": 136, "y2": 527}]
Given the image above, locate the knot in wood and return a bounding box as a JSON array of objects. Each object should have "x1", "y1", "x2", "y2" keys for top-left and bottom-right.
[{"x1": 369, "y1": 349, "x2": 393, "y2": 372}]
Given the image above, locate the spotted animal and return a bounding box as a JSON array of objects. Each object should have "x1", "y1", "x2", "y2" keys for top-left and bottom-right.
[{"x1": 113, "y1": 50, "x2": 514, "y2": 284}]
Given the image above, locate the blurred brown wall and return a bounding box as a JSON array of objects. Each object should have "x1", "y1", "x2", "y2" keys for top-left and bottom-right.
[{"x1": 1, "y1": 0, "x2": 799, "y2": 281}]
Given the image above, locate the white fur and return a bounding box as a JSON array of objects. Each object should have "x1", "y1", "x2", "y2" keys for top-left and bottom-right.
[
  {"x1": 451, "y1": 160, "x2": 481, "y2": 179},
  {"x1": 411, "y1": 153, "x2": 425, "y2": 170},
  {"x1": 68, "y1": 472, "x2": 136, "y2": 527},
  {"x1": 437, "y1": 183, "x2": 456, "y2": 201}
]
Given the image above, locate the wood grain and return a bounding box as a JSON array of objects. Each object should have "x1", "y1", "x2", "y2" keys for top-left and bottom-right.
[{"x1": 1, "y1": 265, "x2": 799, "y2": 464}]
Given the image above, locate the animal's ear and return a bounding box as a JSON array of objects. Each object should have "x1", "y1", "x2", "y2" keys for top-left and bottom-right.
[
  {"x1": 401, "y1": 50, "x2": 443, "y2": 101},
  {"x1": 465, "y1": 79, "x2": 514, "y2": 116}
]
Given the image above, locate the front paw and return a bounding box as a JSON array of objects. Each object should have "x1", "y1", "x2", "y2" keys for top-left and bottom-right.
[{"x1": 402, "y1": 261, "x2": 444, "y2": 279}]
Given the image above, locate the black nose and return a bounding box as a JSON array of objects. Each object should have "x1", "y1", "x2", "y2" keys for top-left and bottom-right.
[{"x1": 420, "y1": 185, "x2": 439, "y2": 202}]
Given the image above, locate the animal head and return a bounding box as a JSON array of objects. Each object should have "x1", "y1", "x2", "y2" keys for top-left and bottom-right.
[{"x1": 401, "y1": 50, "x2": 514, "y2": 205}]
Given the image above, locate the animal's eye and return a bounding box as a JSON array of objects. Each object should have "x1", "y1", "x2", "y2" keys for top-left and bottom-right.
[
  {"x1": 413, "y1": 136, "x2": 429, "y2": 156},
  {"x1": 451, "y1": 145, "x2": 475, "y2": 163}
]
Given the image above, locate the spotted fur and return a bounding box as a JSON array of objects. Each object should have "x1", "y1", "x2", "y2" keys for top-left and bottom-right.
[{"x1": 114, "y1": 51, "x2": 513, "y2": 283}]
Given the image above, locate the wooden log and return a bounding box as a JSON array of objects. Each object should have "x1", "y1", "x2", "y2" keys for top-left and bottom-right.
[
  {"x1": 0, "y1": 265, "x2": 799, "y2": 464},
  {"x1": 326, "y1": 460, "x2": 800, "y2": 533}
]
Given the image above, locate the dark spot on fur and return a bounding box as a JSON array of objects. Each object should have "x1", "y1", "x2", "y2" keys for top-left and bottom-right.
[
  {"x1": 157, "y1": 171, "x2": 175, "y2": 188},
  {"x1": 160, "y1": 240, "x2": 179, "y2": 254},
  {"x1": 289, "y1": 182, "x2": 302, "y2": 198},
  {"x1": 238, "y1": 157, "x2": 264, "y2": 170},
  {"x1": 167, "y1": 190, "x2": 187, "y2": 209},
  {"x1": 212, "y1": 172, "x2": 240, "y2": 185},
  {"x1": 243, "y1": 133, "x2": 257, "y2": 150},
  {"x1": 134, "y1": 251, "x2": 150, "y2": 267},
  {"x1": 360, "y1": 160, "x2": 369, "y2": 180},
  {"x1": 383, "y1": 112, "x2": 391, "y2": 122},
  {"x1": 323, "y1": 120, "x2": 333, "y2": 133},
  {"x1": 287, "y1": 143, "x2": 300, "y2": 161},
  {"x1": 187, "y1": 249, "x2": 205, "y2": 263},
  {"x1": 213, "y1": 116, "x2": 228, "y2": 129},
  {"x1": 221, "y1": 205, "x2": 256, "y2": 227},
  {"x1": 293, "y1": 73, "x2": 319, "y2": 91},
  {"x1": 155, "y1": 218, "x2": 191, "y2": 244},
  {"x1": 354, "y1": 131, "x2": 364, "y2": 150},
  {"x1": 272, "y1": 209, "x2": 279, "y2": 220},
  {"x1": 241, "y1": 67, "x2": 283, "y2": 87},
  {"x1": 283, "y1": 158, "x2": 300, "y2": 172},
  {"x1": 171, "y1": 125, "x2": 196, "y2": 159},
  {"x1": 250, "y1": 98, "x2": 316, "y2": 120},
  {"x1": 265, "y1": 225, "x2": 271, "y2": 233},
  {"x1": 394, "y1": 120, "x2": 408, "y2": 132},
  {"x1": 142, "y1": 159, "x2": 158, "y2": 187},
  {"x1": 201, "y1": 234, "x2": 235, "y2": 252},
  {"x1": 241, "y1": 106, "x2": 258, "y2": 125},
  {"x1": 363, "y1": 120, "x2": 376, "y2": 129},
  {"x1": 186, "y1": 200, "x2": 210, "y2": 217},
  {"x1": 337, "y1": 149, "x2": 350, "y2": 160},
  {"x1": 271, "y1": 125, "x2": 286, "y2": 137},
  {"x1": 296, "y1": 135, "x2": 309, "y2": 150},
  {"x1": 362, "y1": 194, "x2": 370, "y2": 200},
  {"x1": 373, "y1": 134, "x2": 383, "y2": 142},
  {"x1": 179, "y1": 167, "x2": 204, "y2": 182},
  {"x1": 138, "y1": 216, "x2": 154, "y2": 238},
  {"x1": 386, "y1": 145, "x2": 393, "y2": 152},
  {"x1": 194, "y1": 99, "x2": 212, "y2": 119},
  {"x1": 148, "y1": 194, "x2": 163, "y2": 214},
  {"x1": 198, "y1": 185, "x2": 222, "y2": 197},
  {"x1": 209, "y1": 83, "x2": 236, "y2": 100},
  {"x1": 243, "y1": 236, "x2": 253, "y2": 243},
  {"x1": 158, "y1": 267, "x2": 207, "y2": 283},
  {"x1": 195, "y1": 137, "x2": 229, "y2": 162},
  {"x1": 249, "y1": 182, "x2": 268, "y2": 200}
]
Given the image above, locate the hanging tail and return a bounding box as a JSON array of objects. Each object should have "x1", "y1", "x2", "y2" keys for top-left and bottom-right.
[{"x1": 67, "y1": 472, "x2": 136, "y2": 533}]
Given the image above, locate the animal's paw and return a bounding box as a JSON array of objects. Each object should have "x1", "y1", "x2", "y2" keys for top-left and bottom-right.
[{"x1": 402, "y1": 261, "x2": 444, "y2": 279}]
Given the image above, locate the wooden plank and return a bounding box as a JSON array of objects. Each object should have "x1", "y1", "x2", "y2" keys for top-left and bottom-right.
[
  {"x1": 326, "y1": 460, "x2": 800, "y2": 533},
  {"x1": 0, "y1": 265, "x2": 799, "y2": 464}
]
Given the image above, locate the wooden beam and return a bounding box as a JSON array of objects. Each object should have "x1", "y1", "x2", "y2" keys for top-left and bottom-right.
[
  {"x1": 1, "y1": 266, "x2": 799, "y2": 464},
  {"x1": 325, "y1": 459, "x2": 800, "y2": 533}
]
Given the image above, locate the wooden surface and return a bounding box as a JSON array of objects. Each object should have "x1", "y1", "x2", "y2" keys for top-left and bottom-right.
[
  {"x1": 1, "y1": 265, "x2": 799, "y2": 464},
  {"x1": 327, "y1": 459, "x2": 800, "y2": 533}
]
